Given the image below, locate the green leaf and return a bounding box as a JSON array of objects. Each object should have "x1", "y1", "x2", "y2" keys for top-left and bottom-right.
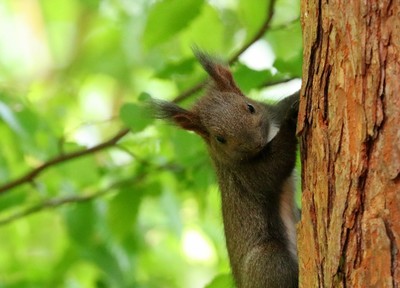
[
  {"x1": 48, "y1": 247, "x2": 79, "y2": 285},
  {"x1": 193, "y1": 161, "x2": 215, "y2": 194},
  {"x1": 161, "y1": 186, "x2": 183, "y2": 237},
  {"x1": 0, "y1": 189, "x2": 27, "y2": 212},
  {"x1": 155, "y1": 58, "x2": 197, "y2": 79},
  {"x1": 0, "y1": 2, "x2": 303, "y2": 286},
  {"x1": 266, "y1": 21, "x2": 302, "y2": 61},
  {"x1": 272, "y1": 0, "x2": 300, "y2": 26},
  {"x1": 119, "y1": 102, "x2": 153, "y2": 132},
  {"x1": 143, "y1": 0, "x2": 204, "y2": 48},
  {"x1": 205, "y1": 273, "x2": 235, "y2": 288},
  {"x1": 179, "y1": 4, "x2": 225, "y2": 52},
  {"x1": 80, "y1": 244, "x2": 124, "y2": 286},
  {"x1": 266, "y1": 21, "x2": 302, "y2": 76},
  {"x1": 64, "y1": 202, "x2": 96, "y2": 245},
  {"x1": 168, "y1": 128, "x2": 203, "y2": 164},
  {"x1": 138, "y1": 92, "x2": 152, "y2": 102},
  {"x1": 239, "y1": 0, "x2": 269, "y2": 38},
  {"x1": 273, "y1": 50, "x2": 303, "y2": 77},
  {"x1": 107, "y1": 188, "x2": 143, "y2": 238},
  {"x1": 0, "y1": 101, "x2": 25, "y2": 137},
  {"x1": 233, "y1": 64, "x2": 274, "y2": 93},
  {"x1": 76, "y1": 19, "x2": 129, "y2": 79},
  {"x1": 56, "y1": 156, "x2": 99, "y2": 189}
]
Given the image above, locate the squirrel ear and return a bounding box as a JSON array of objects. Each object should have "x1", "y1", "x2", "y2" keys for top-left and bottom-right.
[
  {"x1": 152, "y1": 99, "x2": 208, "y2": 137},
  {"x1": 194, "y1": 49, "x2": 242, "y2": 94},
  {"x1": 172, "y1": 113, "x2": 208, "y2": 137}
]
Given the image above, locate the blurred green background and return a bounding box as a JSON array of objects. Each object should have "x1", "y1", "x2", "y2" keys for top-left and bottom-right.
[{"x1": 0, "y1": 0, "x2": 301, "y2": 287}]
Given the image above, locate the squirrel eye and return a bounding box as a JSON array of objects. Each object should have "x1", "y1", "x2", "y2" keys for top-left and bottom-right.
[
  {"x1": 215, "y1": 135, "x2": 226, "y2": 144},
  {"x1": 247, "y1": 103, "x2": 255, "y2": 114}
]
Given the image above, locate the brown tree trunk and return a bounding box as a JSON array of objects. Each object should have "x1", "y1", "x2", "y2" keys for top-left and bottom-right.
[{"x1": 297, "y1": 1, "x2": 400, "y2": 287}]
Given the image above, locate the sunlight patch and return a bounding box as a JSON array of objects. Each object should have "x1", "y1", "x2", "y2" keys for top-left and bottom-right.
[
  {"x1": 239, "y1": 40, "x2": 275, "y2": 71},
  {"x1": 182, "y1": 229, "x2": 216, "y2": 263}
]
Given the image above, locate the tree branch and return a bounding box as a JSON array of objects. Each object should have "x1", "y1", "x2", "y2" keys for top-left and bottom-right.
[
  {"x1": 0, "y1": 161, "x2": 182, "y2": 226},
  {"x1": 0, "y1": 0, "x2": 279, "y2": 196},
  {"x1": 0, "y1": 128, "x2": 130, "y2": 194},
  {"x1": 228, "y1": 0, "x2": 277, "y2": 64},
  {"x1": 173, "y1": 0, "x2": 278, "y2": 103},
  {"x1": 0, "y1": 178, "x2": 133, "y2": 226},
  {"x1": 172, "y1": 82, "x2": 205, "y2": 103}
]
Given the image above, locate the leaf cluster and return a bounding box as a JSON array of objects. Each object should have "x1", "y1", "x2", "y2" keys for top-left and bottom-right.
[{"x1": 0, "y1": 0, "x2": 301, "y2": 287}]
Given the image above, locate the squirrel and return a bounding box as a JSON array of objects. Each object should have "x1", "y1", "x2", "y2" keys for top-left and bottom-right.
[{"x1": 154, "y1": 50, "x2": 300, "y2": 288}]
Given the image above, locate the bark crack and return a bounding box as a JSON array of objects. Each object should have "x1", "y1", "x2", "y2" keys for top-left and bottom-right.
[
  {"x1": 309, "y1": 191, "x2": 323, "y2": 286},
  {"x1": 322, "y1": 65, "x2": 332, "y2": 122},
  {"x1": 339, "y1": 228, "x2": 351, "y2": 288},
  {"x1": 315, "y1": 1, "x2": 325, "y2": 286},
  {"x1": 304, "y1": 0, "x2": 324, "y2": 128},
  {"x1": 337, "y1": 179, "x2": 352, "y2": 286},
  {"x1": 383, "y1": 219, "x2": 398, "y2": 288}
]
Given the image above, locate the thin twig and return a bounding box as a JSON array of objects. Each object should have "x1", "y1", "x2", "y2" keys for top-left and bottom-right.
[
  {"x1": 0, "y1": 178, "x2": 134, "y2": 226},
  {"x1": 0, "y1": 0, "x2": 279, "y2": 196},
  {"x1": 260, "y1": 77, "x2": 300, "y2": 89},
  {"x1": 0, "y1": 128, "x2": 130, "y2": 194},
  {"x1": 228, "y1": 0, "x2": 277, "y2": 64},
  {"x1": 0, "y1": 161, "x2": 182, "y2": 226},
  {"x1": 172, "y1": 82, "x2": 205, "y2": 103},
  {"x1": 173, "y1": 0, "x2": 278, "y2": 103}
]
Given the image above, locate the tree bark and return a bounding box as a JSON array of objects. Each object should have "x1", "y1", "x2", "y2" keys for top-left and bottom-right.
[{"x1": 298, "y1": 1, "x2": 400, "y2": 287}]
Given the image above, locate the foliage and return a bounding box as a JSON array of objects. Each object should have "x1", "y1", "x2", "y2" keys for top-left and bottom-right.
[{"x1": 0, "y1": 0, "x2": 301, "y2": 287}]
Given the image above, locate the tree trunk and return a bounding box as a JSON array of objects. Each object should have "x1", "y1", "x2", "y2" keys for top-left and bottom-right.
[{"x1": 297, "y1": 1, "x2": 400, "y2": 287}]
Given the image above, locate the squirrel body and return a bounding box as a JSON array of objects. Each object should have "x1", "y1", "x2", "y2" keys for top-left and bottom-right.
[{"x1": 155, "y1": 51, "x2": 299, "y2": 287}]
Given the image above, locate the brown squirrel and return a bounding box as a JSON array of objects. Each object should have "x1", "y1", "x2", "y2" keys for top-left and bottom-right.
[{"x1": 154, "y1": 51, "x2": 300, "y2": 288}]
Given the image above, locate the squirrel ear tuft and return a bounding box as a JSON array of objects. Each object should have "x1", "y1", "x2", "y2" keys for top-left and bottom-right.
[
  {"x1": 152, "y1": 99, "x2": 208, "y2": 137},
  {"x1": 193, "y1": 48, "x2": 242, "y2": 94},
  {"x1": 172, "y1": 113, "x2": 208, "y2": 137}
]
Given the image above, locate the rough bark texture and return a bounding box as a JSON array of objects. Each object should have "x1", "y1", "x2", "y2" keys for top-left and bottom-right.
[{"x1": 298, "y1": 1, "x2": 400, "y2": 287}]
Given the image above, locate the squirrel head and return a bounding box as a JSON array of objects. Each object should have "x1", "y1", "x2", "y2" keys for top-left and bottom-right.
[{"x1": 154, "y1": 51, "x2": 272, "y2": 165}]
